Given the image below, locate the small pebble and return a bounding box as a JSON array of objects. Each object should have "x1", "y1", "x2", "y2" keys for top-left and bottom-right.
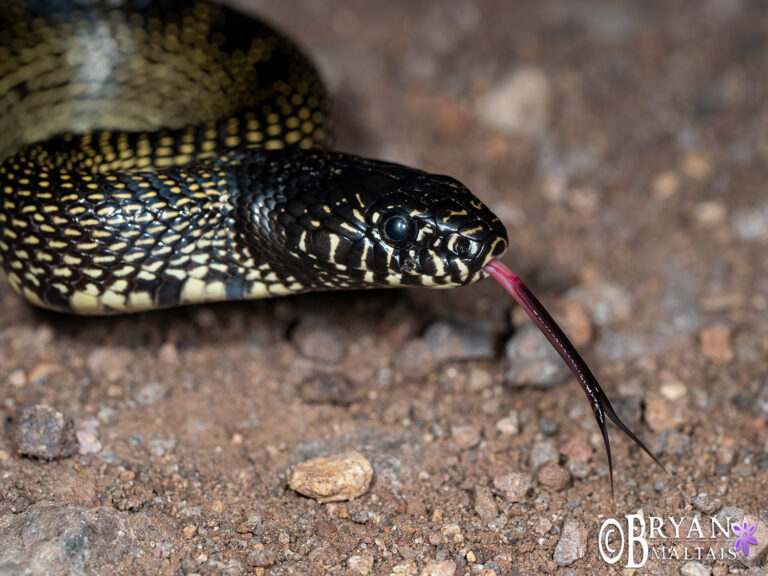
[
  {"x1": 299, "y1": 373, "x2": 357, "y2": 405},
  {"x1": 494, "y1": 411, "x2": 520, "y2": 435},
  {"x1": 716, "y1": 443, "x2": 736, "y2": 466},
  {"x1": 182, "y1": 524, "x2": 197, "y2": 539},
  {"x1": 135, "y1": 382, "x2": 168, "y2": 405},
  {"x1": 535, "y1": 517, "x2": 553, "y2": 535},
  {"x1": 492, "y1": 472, "x2": 533, "y2": 502},
  {"x1": 467, "y1": 368, "x2": 494, "y2": 392},
  {"x1": 664, "y1": 432, "x2": 691, "y2": 456},
  {"x1": 16, "y1": 405, "x2": 78, "y2": 460},
  {"x1": 609, "y1": 394, "x2": 643, "y2": 425},
  {"x1": 395, "y1": 339, "x2": 437, "y2": 378},
  {"x1": 86, "y1": 347, "x2": 134, "y2": 382},
  {"x1": 347, "y1": 554, "x2": 374, "y2": 575},
  {"x1": 537, "y1": 463, "x2": 571, "y2": 492},
  {"x1": 451, "y1": 424, "x2": 481, "y2": 451},
  {"x1": 732, "y1": 204, "x2": 768, "y2": 240},
  {"x1": 653, "y1": 170, "x2": 680, "y2": 199},
  {"x1": 560, "y1": 435, "x2": 592, "y2": 462},
  {"x1": 539, "y1": 418, "x2": 558, "y2": 435},
  {"x1": 288, "y1": 450, "x2": 373, "y2": 503},
  {"x1": 680, "y1": 151, "x2": 712, "y2": 180},
  {"x1": 292, "y1": 316, "x2": 345, "y2": 362},
  {"x1": 8, "y1": 369, "x2": 26, "y2": 388},
  {"x1": 149, "y1": 436, "x2": 176, "y2": 457},
  {"x1": 700, "y1": 324, "x2": 734, "y2": 363},
  {"x1": 660, "y1": 379, "x2": 688, "y2": 401},
  {"x1": 505, "y1": 325, "x2": 568, "y2": 388},
  {"x1": 694, "y1": 201, "x2": 726, "y2": 225},
  {"x1": 529, "y1": 439, "x2": 559, "y2": 470},
  {"x1": 644, "y1": 393, "x2": 688, "y2": 432},
  {"x1": 474, "y1": 66, "x2": 551, "y2": 138},
  {"x1": 391, "y1": 560, "x2": 418, "y2": 574},
  {"x1": 351, "y1": 510, "x2": 369, "y2": 524},
  {"x1": 565, "y1": 282, "x2": 632, "y2": 326},
  {"x1": 76, "y1": 419, "x2": 102, "y2": 456},
  {"x1": 473, "y1": 485, "x2": 498, "y2": 522},
  {"x1": 423, "y1": 318, "x2": 496, "y2": 362},
  {"x1": 693, "y1": 493, "x2": 722, "y2": 515},
  {"x1": 566, "y1": 459, "x2": 591, "y2": 479},
  {"x1": 422, "y1": 559, "x2": 456, "y2": 576},
  {"x1": 680, "y1": 561, "x2": 710, "y2": 576},
  {"x1": 717, "y1": 506, "x2": 746, "y2": 527},
  {"x1": 246, "y1": 543, "x2": 276, "y2": 567},
  {"x1": 555, "y1": 299, "x2": 593, "y2": 347},
  {"x1": 235, "y1": 512, "x2": 263, "y2": 535},
  {"x1": 553, "y1": 519, "x2": 588, "y2": 566}
]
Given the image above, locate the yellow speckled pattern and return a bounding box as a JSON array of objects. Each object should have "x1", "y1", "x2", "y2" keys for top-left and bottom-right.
[{"x1": 0, "y1": 0, "x2": 331, "y2": 313}]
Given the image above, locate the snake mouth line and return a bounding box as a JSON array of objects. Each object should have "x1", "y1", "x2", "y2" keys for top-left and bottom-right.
[{"x1": 483, "y1": 258, "x2": 669, "y2": 496}]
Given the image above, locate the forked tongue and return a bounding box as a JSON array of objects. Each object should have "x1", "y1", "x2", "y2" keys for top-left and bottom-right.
[{"x1": 483, "y1": 258, "x2": 668, "y2": 496}]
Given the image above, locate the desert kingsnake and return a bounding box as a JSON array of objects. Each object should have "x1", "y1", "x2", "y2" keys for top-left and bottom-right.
[{"x1": 0, "y1": 0, "x2": 508, "y2": 314}]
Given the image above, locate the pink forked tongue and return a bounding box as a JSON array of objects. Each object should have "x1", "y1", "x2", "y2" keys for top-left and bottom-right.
[{"x1": 484, "y1": 258, "x2": 668, "y2": 496}]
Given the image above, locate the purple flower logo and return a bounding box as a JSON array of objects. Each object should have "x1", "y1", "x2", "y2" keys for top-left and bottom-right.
[{"x1": 732, "y1": 518, "x2": 758, "y2": 557}]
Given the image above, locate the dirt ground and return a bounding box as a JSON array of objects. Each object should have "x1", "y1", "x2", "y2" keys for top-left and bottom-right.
[{"x1": 1, "y1": 1, "x2": 767, "y2": 575}]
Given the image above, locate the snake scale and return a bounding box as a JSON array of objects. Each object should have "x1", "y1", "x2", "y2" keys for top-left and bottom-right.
[{"x1": 0, "y1": 0, "x2": 666, "y2": 490}]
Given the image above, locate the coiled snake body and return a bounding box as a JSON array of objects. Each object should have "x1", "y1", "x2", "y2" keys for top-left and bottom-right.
[{"x1": 0, "y1": 0, "x2": 508, "y2": 314}]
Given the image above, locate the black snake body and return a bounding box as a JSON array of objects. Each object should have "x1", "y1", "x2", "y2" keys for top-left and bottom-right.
[{"x1": 0, "y1": 0, "x2": 508, "y2": 313}]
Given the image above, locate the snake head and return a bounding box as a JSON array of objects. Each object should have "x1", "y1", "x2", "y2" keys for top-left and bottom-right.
[
  {"x1": 359, "y1": 171, "x2": 509, "y2": 288},
  {"x1": 236, "y1": 150, "x2": 508, "y2": 292}
]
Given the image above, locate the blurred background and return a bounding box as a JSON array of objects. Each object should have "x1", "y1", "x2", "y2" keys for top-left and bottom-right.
[{"x1": 1, "y1": 1, "x2": 766, "y2": 574}]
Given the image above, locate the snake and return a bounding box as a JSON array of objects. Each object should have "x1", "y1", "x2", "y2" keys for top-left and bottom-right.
[{"x1": 0, "y1": 0, "x2": 666, "y2": 491}]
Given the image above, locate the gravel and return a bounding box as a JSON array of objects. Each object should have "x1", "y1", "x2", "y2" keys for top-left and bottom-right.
[
  {"x1": 492, "y1": 472, "x2": 533, "y2": 503},
  {"x1": 299, "y1": 372, "x2": 358, "y2": 405},
  {"x1": 505, "y1": 324, "x2": 569, "y2": 388},
  {"x1": 451, "y1": 424, "x2": 481, "y2": 450},
  {"x1": 473, "y1": 485, "x2": 498, "y2": 522},
  {"x1": 553, "y1": 519, "x2": 588, "y2": 566},
  {"x1": 474, "y1": 66, "x2": 551, "y2": 138},
  {"x1": 564, "y1": 282, "x2": 633, "y2": 326},
  {"x1": 537, "y1": 463, "x2": 571, "y2": 492},
  {"x1": 644, "y1": 392, "x2": 688, "y2": 432},
  {"x1": 347, "y1": 554, "x2": 375, "y2": 575},
  {"x1": 15, "y1": 405, "x2": 78, "y2": 460},
  {"x1": 292, "y1": 315, "x2": 346, "y2": 361},
  {"x1": 0, "y1": 502, "x2": 179, "y2": 575},
  {"x1": 681, "y1": 561, "x2": 711, "y2": 576},
  {"x1": 494, "y1": 411, "x2": 520, "y2": 435},
  {"x1": 288, "y1": 450, "x2": 374, "y2": 503},
  {"x1": 529, "y1": 438, "x2": 559, "y2": 470},
  {"x1": 423, "y1": 318, "x2": 496, "y2": 362},
  {"x1": 692, "y1": 493, "x2": 722, "y2": 515},
  {"x1": 422, "y1": 559, "x2": 457, "y2": 576},
  {"x1": 700, "y1": 323, "x2": 735, "y2": 363}
]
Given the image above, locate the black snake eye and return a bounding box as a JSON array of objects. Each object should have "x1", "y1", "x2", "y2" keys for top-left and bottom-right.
[{"x1": 382, "y1": 214, "x2": 415, "y2": 244}]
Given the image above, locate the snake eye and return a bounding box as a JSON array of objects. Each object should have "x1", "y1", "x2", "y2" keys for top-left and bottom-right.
[{"x1": 381, "y1": 214, "x2": 415, "y2": 245}]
